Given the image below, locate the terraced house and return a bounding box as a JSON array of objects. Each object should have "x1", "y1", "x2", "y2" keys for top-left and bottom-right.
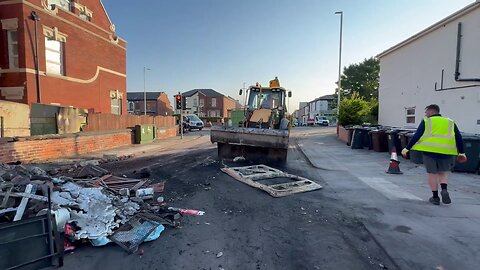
[{"x1": 0, "y1": 0, "x2": 127, "y2": 114}]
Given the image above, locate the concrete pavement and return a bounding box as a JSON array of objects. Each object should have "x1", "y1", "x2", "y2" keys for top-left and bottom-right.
[{"x1": 294, "y1": 126, "x2": 480, "y2": 270}]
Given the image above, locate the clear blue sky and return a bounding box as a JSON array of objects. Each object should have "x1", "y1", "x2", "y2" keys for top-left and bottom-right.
[{"x1": 102, "y1": 0, "x2": 473, "y2": 111}]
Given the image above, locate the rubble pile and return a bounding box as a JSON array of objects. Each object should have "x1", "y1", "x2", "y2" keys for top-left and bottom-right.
[{"x1": 0, "y1": 160, "x2": 204, "y2": 254}]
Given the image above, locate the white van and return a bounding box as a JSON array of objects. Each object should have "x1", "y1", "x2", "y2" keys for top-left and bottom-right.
[{"x1": 314, "y1": 116, "x2": 330, "y2": 126}]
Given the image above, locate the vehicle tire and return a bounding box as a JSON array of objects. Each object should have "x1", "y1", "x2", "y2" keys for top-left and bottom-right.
[{"x1": 199, "y1": 128, "x2": 203, "y2": 131}]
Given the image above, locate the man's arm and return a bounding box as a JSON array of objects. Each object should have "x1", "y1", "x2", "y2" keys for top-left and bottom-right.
[
  {"x1": 406, "y1": 120, "x2": 425, "y2": 150},
  {"x1": 454, "y1": 124, "x2": 465, "y2": 153}
]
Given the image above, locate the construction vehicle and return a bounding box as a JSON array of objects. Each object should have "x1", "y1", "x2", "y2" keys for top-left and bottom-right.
[{"x1": 210, "y1": 77, "x2": 291, "y2": 162}]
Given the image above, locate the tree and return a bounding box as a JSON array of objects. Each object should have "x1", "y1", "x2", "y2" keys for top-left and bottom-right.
[
  {"x1": 340, "y1": 57, "x2": 379, "y2": 101},
  {"x1": 338, "y1": 92, "x2": 369, "y2": 126}
]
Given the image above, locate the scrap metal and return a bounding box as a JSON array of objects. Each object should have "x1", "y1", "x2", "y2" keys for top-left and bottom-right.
[{"x1": 221, "y1": 164, "x2": 322, "y2": 197}]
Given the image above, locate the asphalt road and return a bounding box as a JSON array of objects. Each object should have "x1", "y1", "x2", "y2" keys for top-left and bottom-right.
[{"x1": 61, "y1": 128, "x2": 398, "y2": 270}]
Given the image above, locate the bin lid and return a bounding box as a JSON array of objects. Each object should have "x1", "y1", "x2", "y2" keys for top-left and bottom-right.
[{"x1": 462, "y1": 135, "x2": 480, "y2": 140}]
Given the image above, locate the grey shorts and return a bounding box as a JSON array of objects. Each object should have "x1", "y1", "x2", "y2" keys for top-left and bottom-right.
[{"x1": 423, "y1": 154, "x2": 455, "y2": 173}]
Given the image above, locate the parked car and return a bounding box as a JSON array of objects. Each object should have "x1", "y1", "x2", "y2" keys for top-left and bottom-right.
[
  {"x1": 315, "y1": 116, "x2": 330, "y2": 126},
  {"x1": 185, "y1": 114, "x2": 204, "y2": 131}
]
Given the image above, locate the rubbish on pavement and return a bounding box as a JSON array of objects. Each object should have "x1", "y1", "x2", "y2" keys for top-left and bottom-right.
[
  {"x1": 233, "y1": 156, "x2": 246, "y2": 162},
  {"x1": 119, "y1": 188, "x2": 130, "y2": 196},
  {"x1": 386, "y1": 147, "x2": 403, "y2": 174},
  {"x1": 149, "y1": 181, "x2": 165, "y2": 193},
  {"x1": 79, "y1": 160, "x2": 100, "y2": 167},
  {"x1": 216, "y1": 251, "x2": 224, "y2": 258},
  {"x1": 76, "y1": 164, "x2": 109, "y2": 178},
  {"x1": 37, "y1": 208, "x2": 71, "y2": 232},
  {"x1": 13, "y1": 184, "x2": 34, "y2": 221},
  {"x1": 221, "y1": 165, "x2": 322, "y2": 197},
  {"x1": 64, "y1": 239, "x2": 76, "y2": 252},
  {"x1": 136, "y1": 187, "x2": 154, "y2": 198},
  {"x1": 91, "y1": 236, "x2": 112, "y2": 246},
  {"x1": 108, "y1": 214, "x2": 163, "y2": 253},
  {"x1": 168, "y1": 207, "x2": 205, "y2": 216},
  {"x1": 0, "y1": 161, "x2": 189, "y2": 257},
  {"x1": 144, "y1": 224, "x2": 165, "y2": 242}
]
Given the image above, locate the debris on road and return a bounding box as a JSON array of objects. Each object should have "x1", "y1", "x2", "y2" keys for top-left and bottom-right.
[
  {"x1": 216, "y1": 251, "x2": 224, "y2": 258},
  {"x1": 221, "y1": 164, "x2": 322, "y2": 197},
  {"x1": 0, "y1": 161, "x2": 204, "y2": 256},
  {"x1": 168, "y1": 207, "x2": 205, "y2": 216},
  {"x1": 233, "y1": 156, "x2": 246, "y2": 162}
]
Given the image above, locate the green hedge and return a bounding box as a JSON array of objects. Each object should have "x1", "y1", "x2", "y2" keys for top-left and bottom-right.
[{"x1": 338, "y1": 92, "x2": 377, "y2": 126}]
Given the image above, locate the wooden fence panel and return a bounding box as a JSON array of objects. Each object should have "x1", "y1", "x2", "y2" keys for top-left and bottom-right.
[{"x1": 83, "y1": 113, "x2": 175, "y2": 132}]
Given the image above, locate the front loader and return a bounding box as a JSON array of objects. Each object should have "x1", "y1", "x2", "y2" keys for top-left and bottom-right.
[{"x1": 210, "y1": 77, "x2": 291, "y2": 163}]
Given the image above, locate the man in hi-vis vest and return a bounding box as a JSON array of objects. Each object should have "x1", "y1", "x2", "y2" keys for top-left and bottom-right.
[{"x1": 402, "y1": 104, "x2": 467, "y2": 205}]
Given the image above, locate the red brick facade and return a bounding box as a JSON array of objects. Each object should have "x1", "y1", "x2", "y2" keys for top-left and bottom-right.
[{"x1": 0, "y1": 0, "x2": 127, "y2": 114}]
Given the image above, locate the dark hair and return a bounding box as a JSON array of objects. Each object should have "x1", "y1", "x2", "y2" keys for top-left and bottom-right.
[{"x1": 425, "y1": 104, "x2": 440, "y2": 113}]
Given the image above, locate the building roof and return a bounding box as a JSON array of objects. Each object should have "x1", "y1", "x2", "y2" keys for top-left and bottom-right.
[
  {"x1": 377, "y1": 1, "x2": 480, "y2": 58},
  {"x1": 127, "y1": 92, "x2": 164, "y2": 101},
  {"x1": 319, "y1": 94, "x2": 335, "y2": 100},
  {"x1": 182, "y1": 89, "x2": 224, "y2": 97}
]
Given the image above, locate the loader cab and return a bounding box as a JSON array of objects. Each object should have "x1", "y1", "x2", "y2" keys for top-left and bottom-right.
[{"x1": 247, "y1": 87, "x2": 286, "y2": 111}]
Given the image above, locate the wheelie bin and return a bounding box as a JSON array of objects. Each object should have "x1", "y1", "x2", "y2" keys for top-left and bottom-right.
[
  {"x1": 406, "y1": 133, "x2": 423, "y2": 164},
  {"x1": 386, "y1": 129, "x2": 402, "y2": 154},
  {"x1": 371, "y1": 129, "x2": 388, "y2": 152},
  {"x1": 351, "y1": 127, "x2": 366, "y2": 149},
  {"x1": 454, "y1": 134, "x2": 480, "y2": 174}
]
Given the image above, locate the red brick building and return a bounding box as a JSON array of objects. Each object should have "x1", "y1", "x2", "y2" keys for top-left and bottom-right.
[
  {"x1": 0, "y1": 0, "x2": 127, "y2": 114},
  {"x1": 127, "y1": 92, "x2": 173, "y2": 116},
  {"x1": 180, "y1": 89, "x2": 239, "y2": 118}
]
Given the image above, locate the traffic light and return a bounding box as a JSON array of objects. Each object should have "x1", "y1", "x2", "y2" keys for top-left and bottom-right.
[{"x1": 175, "y1": 95, "x2": 182, "y2": 110}]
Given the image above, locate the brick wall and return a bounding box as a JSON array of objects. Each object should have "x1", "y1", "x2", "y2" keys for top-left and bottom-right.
[
  {"x1": 0, "y1": 125, "x2": 179, "y2": 164},
  {"x1": 0, "y1": 130, "x2": 132, "y2": 163},
  {"x1": 156, "y1": 126, "x2": 178, "y2": 140}
]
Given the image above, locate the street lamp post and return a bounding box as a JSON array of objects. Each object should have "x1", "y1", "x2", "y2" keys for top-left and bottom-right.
[
  {"x1": 143, "y1": 67, "x2": 150, "y2": 115},
  {"x1": 335, "y1": 11, "x2": 343, "y2": 116},
  {"x1": 30, "y1": 11, "x2": 41, "y2": 103}
]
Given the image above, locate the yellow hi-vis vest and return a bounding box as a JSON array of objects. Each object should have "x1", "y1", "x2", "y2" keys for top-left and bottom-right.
[{"x1": 411, "y1": 116, "x2": 458, "y2": 155}]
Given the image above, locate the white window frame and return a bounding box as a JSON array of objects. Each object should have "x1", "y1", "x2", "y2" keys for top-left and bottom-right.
[
  {"x1": 212, "y1": 98, "x2": 217, "y2": 107},
  {"x1": 111, "y1": 96, "x2": 122, "y2": 115},
  {"x1": 199, "y1": 98, "x2": 204, "y2": 107},
  {"x1": 45, "y1": 37, "x2": 64, "y2": 75},
  {"x1": 406, "y1": 107, "x2": 416, "y2": 124},
  {"x1": 79, "y1": 12, "x2": 91, "y2": 21},
  {"x1": 48, "y1": 0, "x2": 71, "y2": 11},
  {"x1": 7, "y1": 30, "x2": 19, "y2": 69}
]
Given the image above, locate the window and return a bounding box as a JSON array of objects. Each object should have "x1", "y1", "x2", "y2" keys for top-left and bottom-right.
[
  {"x1": 193, "y1": 98, "x2": 198, "y2": 106},
  {"x1": 128, "y1": 102, "x2": 134, "y2": 112},
  {"x1": 199, "y1": 99, "x2": 204, "y2": 107},
  {"x1": 45, "y1": 38, "x2": 64, "y2": 75},
  {"x1": 48, "y1": 0, "x2": 71, "y2": 11},
  {"x1": 211, "y1": 98, "x2": 216, "y2": 107},
  {"x1": 79, "y1": 12, "x2": 91, "y2": 21},
  {"x1": 406, "y1": 107, "x2": 416, "y2": 124},
  {"x1": 111, "y1": 97, "x2": 122, "y2": 115},
  {"x1": 7, "y1": 30, "x2": 18, "y2": 68}
]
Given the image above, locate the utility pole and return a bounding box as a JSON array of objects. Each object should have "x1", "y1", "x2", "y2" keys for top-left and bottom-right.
[
  {"x1": 335, "y1": 11, "x2": 343, "y2": 116},
  {"x1": 143, "y1": 67, "x2": 150, "y2": 115}
]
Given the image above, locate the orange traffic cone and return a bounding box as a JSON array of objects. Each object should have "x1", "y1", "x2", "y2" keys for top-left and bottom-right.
[{"x1": 386, "y1": 147, "x2": 403, "y2": 174}]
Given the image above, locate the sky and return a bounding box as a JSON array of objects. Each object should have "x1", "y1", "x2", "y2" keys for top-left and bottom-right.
[{"x1": 102, "y1": 0, "x2": 474, "y2": 111}]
